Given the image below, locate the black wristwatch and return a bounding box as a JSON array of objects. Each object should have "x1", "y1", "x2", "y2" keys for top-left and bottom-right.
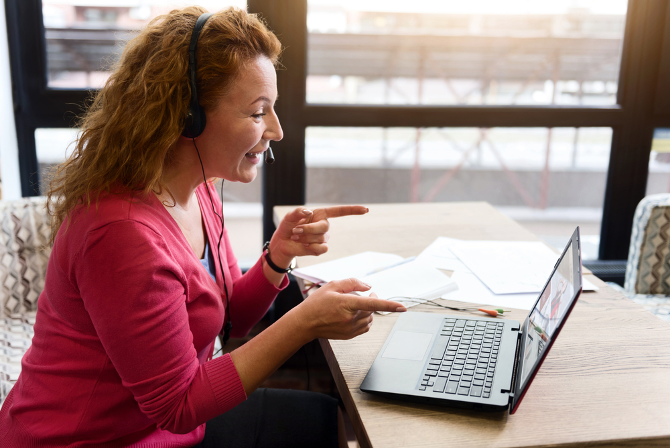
[{"x1": 263, "y1": 241, "x2": 295, "y2": 274}]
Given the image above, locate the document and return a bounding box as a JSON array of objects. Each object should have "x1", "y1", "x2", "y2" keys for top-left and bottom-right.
[
  {"x1": 415, "y1": 237, "x2": 472, "y2": 273},
  {"x1": 448, "y1": 240, "x2": 561, "y2": 294},
  {"x1": 292, "y1": 252, "x2": 404, "y2": 284},
  {"x1": 442, "y1": 271, "x2": 539, "y2": 310},
  {"x1": 359, "y1": 260, "x2": 458, "y2": 303},
  {"x1": 292, "y1": 252, "x2": 458, "y2": 310}
]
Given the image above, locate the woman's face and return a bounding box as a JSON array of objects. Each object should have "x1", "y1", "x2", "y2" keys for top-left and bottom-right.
[{"x1": 194, "y1": 56, "x2": 282, "y2": 183}]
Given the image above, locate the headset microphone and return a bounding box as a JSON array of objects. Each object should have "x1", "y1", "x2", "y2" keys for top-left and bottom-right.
[{"x1": 265, "y1": 147, "x2": 275, "y2": 164}]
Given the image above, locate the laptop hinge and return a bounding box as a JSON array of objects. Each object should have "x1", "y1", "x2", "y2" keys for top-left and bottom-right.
[{"x1": 502, "y1": 329, "x2": 522, "y2": 400}]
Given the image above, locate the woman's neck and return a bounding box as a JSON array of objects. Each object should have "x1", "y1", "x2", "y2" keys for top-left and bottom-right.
[{"x1": 159, "y1": 141, "x2": 206, "y2": 209}]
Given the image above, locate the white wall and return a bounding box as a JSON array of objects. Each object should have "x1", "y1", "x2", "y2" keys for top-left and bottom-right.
[{"x1": 0, "y1": 0, "x2": 22, "y2": 200}]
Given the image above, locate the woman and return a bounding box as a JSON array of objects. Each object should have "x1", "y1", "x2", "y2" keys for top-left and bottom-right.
[{"x1": 0, "y1": 6, "x2": 405, "y2": 447}]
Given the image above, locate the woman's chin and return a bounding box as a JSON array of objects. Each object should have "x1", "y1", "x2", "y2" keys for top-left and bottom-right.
[{"x1": 234, "y1": 168, "x2": 258, "y2": 184}]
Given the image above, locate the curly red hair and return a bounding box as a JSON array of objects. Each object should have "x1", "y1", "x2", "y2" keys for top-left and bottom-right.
[{"x1": 46, "y1": 6, "x2": 282, "y2": 244}]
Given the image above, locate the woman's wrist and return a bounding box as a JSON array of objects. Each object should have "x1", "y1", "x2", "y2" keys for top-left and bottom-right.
[
  {"x1": 267, "y1": 240, "x2": 294, "y2": 270},
  {"x1": 284, "y1": 303, "x2": 316, "y2": 345}
]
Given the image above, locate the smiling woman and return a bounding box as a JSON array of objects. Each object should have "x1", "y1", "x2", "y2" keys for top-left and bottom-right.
[
  {"x1": 0, "y1": 6, "x2": 406, "y2": 448},
  {"x1": 168, "y1": 56, "x2": 283, "y2": 186}
]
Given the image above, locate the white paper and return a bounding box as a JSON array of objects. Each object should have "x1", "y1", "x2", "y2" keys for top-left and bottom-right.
[
  {"x1": 361, "y1": 260, "x2": 457, "y2": 303},
  {"x1": 292, "y1": 251, "x2": 404, "y2": 284},
  {"x1": 416, "y1": 237, "x2": 472, "y2": 273},
  {"x1": 448, "y1": 241, "x2": 560, "y2": 294},
  {"x1": 582, "y1": 276, "x2": 599, "y2": 292},
  {"x1": 443, "y1": 271, "x2": 539, "y2": 311}
]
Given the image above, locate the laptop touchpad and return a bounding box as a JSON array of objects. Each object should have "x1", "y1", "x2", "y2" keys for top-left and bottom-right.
[{"x1": 382, "y1": 331, "x2": 433, "y2": 361}]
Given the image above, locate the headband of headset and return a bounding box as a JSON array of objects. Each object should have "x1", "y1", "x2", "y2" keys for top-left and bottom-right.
[{"x1": 182, "y1": 13, "x2": 213, "y2": 138}]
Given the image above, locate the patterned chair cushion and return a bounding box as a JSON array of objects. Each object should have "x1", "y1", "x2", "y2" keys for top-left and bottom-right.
[
  {"x1": 0, "y1": 197, "x2": 51, "y2": 317},
  {"x1": 624, "y1": 193, "x2": 670, "y2": 294}
]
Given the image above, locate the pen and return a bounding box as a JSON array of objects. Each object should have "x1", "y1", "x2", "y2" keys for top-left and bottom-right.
[{"x1": 365, "y1": 256, "x2": 416, "y2": 276}]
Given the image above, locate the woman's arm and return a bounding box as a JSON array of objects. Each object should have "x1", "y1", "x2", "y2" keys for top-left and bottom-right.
[{"x1": 230, "y1": 278, "x2": 406, "y2": 395}]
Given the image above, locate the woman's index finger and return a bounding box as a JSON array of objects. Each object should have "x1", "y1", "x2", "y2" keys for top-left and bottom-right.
[{"x1": 321, "y1": 205, "x2": 369, "y2": 219}]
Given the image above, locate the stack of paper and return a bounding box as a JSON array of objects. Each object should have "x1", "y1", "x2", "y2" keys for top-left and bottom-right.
[
  {"x1": 292, "y1": 252, "x2": 458, "y2": 309},
  {"x1": 415, "y1": 237, "x2": 597, "y2": 311},
  {"x1": 292, "y1": 252, "x2": 405, "y2": 284}
]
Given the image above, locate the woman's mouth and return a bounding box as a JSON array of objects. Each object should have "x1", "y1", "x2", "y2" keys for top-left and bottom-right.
[{"x1": 245, "y1": 150, "x2": 263, "y2": 163}]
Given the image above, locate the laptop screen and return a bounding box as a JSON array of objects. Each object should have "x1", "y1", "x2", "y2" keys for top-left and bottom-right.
[{"x1": 511, "y1": 228, "x2": 582, "y2": 414}]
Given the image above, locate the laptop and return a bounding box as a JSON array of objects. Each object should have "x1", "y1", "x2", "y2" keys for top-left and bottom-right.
[{"x1": 360, "y1": 227, "x2": 582, "y2": 413}]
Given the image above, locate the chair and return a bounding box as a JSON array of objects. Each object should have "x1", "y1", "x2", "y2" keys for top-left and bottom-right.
[
  {"x1": 0, "y1": 197, "x2": 51, "y2": 317},
  {"x1": 0, "y1": 197, "x2": 50, "y2": 404},
  {"x1": 619, "y1": 193, "x2": 670, "y2": 322}
]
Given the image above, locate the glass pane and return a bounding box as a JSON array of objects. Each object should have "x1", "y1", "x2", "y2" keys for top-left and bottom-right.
[
  {"x1": 307, "y1": 0, "x2": 627, "y2": 106},
  {"x1": 35, "y1": 128, "x2": 261, "y2": 269},
  {"x1": 43, "y1": 0, "x2": 247, "y2": 89},
  {"x1": 306, "y1": 126, "x2": 613, "y2": 259},
  {"x1": 646, "y1": 128, "x2": 670, "y2": 196}
]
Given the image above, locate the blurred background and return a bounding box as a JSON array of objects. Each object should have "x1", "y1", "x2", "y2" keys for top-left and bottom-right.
[{"x1": 23, "y1": 0, "x2": 670, "y2": 268}]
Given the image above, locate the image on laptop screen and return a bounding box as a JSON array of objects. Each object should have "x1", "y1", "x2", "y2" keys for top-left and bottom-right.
[{"x1": 518, "y1": 241, "x2": 575, "y2": 386}]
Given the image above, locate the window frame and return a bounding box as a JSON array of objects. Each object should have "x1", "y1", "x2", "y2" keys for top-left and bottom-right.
[{"x1": 5, "y1": 0, "x2": 670, "y2": 260}]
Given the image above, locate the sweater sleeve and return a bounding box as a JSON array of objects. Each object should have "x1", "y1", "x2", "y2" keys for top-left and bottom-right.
[
  {"x1": 75, "y1": 220, "x2": 246, "y2": 434},
  {"x1": 228, "y1": 256, "x2": 289, "y2": 337}
]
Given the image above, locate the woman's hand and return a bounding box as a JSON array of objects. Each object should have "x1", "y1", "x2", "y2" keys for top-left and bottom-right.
[
  {"x1": 290, "y1": 278, "x2": 407, "y2": 341},
  {"x1": 267, "y1": 205, "x2": 369, "y2": 269},
  {"x1": 230, "y1": 278, "x2": 406, "y2": 396}
]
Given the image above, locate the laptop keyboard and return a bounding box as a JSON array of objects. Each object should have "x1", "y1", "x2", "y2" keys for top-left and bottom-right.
[{"x1": 419, "y1": 318, "x2": 503, "y2": 399}]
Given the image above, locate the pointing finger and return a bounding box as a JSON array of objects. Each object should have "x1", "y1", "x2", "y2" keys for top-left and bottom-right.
[
  {"x1": 349, "y1": 296, "x2": 407, "y2": 313},
  {"x1": 319, "y1": 205, "x2": 369, "y2": 219},
  {"x1": 324, "y1": 277, "x2": 371, "y2": 294}
]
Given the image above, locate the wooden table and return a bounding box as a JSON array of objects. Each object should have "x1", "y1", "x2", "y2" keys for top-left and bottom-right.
[{"x1": 274, "y1": 202, "x2": 670, "y2": 448}]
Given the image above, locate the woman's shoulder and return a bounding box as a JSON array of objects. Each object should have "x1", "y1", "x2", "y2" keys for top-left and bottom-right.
[{"x1": 64, "y1": 189, "x2": 169, "y2": 239}]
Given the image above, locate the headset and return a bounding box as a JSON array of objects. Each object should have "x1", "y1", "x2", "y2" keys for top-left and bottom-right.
[
  {"x1": 182, "y1": 13, "x2": 232, "y2": 344},
  {"x1": 183, "y1": 12, "x2": 277, "y2": 347}
]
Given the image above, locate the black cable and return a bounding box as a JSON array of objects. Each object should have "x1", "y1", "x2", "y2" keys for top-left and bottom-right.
[{"x1": 192, "y1": 137, "x2": 232, "y2": 348}]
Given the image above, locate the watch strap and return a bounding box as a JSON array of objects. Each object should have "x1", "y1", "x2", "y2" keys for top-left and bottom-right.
[{"x1": 263, "y1": 241, "x2": 293, "y2": 274}]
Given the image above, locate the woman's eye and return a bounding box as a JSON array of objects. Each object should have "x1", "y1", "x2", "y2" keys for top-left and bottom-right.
[{"x1": 252, "y1": 113, "x2": 266, "y2": 120}]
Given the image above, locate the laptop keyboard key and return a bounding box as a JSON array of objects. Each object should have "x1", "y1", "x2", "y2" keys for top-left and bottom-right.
[
  {"x1": 473, "y1": 379, "x2": 484, "y2": 386},
  {"x1": 483, "y1": 392, "x2": 490, "y2": 398},
  {"x1": 445, "y1": 381, "x2": 459, "y2": 394},
  {"x1": 457, "y1": 387, "x2": 470, "y2": 395},
  {"x1": 430, "y1": 336, "x2": 450, "y2": 359},
  {"x1": 470, "y1": 386, "x2": 482, "y2": 397},
  {"x1": 433, "y1": 376, "x2": 448, "y2": 393}
]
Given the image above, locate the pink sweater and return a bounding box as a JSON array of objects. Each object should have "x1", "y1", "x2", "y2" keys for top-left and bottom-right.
[{"x1": 0, "y1": 184, "x2": 287, "y2": 447}]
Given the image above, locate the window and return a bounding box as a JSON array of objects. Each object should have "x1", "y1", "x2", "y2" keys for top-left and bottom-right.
[
  {"x1": 306, "y1": 1, "x2": 628, "y2": 106},
  {"x1": 306, "y1": 126, "x2": 612, "y2": 259},
  {"x1": 43, "y1": 1, "x2": 246, "y2": 89},
  {"x1": 647, "y1": 128, "x2": 670, "y2": 196}
]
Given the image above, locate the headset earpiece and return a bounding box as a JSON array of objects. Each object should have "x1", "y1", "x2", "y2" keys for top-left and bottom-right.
[
  {"x1": 183, "y1": 104, "x2": 207, "y2": 138},
  {"x1": 182, "y1": 13, "x2": 212, "y2": 138}
]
